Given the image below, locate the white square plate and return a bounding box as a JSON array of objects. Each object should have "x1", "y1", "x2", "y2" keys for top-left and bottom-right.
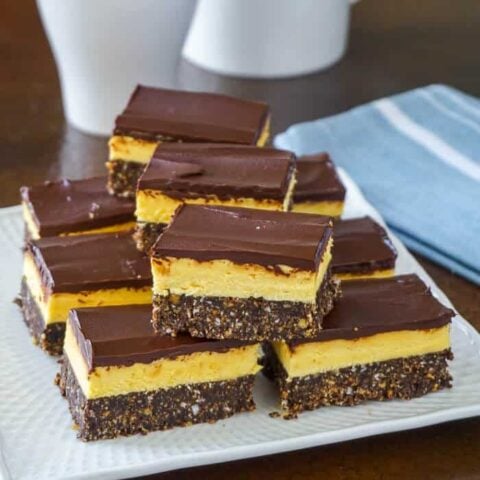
[{"x1": 1, "y1": 170, "x2": 479, "y2": 480}]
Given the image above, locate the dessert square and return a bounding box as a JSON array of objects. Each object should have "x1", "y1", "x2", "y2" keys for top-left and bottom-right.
[
  {"x1": 20, "y1": 232, "x2": 152, "y2": 355},
  {"x1": 332, "y1": 216, "x2": 397, "y2": 280},
  {"x1": 57, "y1": 305, "x2": 261, "y2": 441},
  {"x1": 134, "y1": 143, "x2": 297, "y2": 252},
  {"x1": 151, "y1": 205, "x2": 339, "y2": 341},
  {"x1": 292, "y1": 153, "x2": 346, "y2": 217},
  {"x1": 20, "y1": 177, "x2": 135, "y2": 240},
  {"x1": 266, "y1": 274, "x2": 454, "y2": 418},
  {"x1": 107, "y1": 86, "x2": 270, "y2": 197}
]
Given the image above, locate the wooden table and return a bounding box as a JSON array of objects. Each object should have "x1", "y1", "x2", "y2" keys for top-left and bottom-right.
[{"x1": 2, "y1": 1, "x2": 479, "y2": 478}]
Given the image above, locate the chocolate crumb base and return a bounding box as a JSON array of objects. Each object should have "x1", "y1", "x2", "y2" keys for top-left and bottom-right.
[
  {"x1": 58, "y1": 356, "x2": 256, "y2": 441},
  {"x1": 107, "y1": 160, "x2": 147, "y2": 198},
  {"x1": 20, "y1": 278, "x2": 64, "y2": 355},
  {"x1": 134, "y1": 222, "x2": 167, "y2": 253},
  {"x1": 152, "y1": 271, "x2": 340, "y2": 341},
  {"x1": 264, "y1": 345, "x2": 453, "y2": 418}
]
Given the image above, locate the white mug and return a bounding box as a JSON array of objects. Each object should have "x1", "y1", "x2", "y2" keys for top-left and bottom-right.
[
  {"x1": 182, "y1": 0, "x2": 359, "y2": 79},
  {"x1": 37, "y1": 0, "x2": 197, "y2": 136}
]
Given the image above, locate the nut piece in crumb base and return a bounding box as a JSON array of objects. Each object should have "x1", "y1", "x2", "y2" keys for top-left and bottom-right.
[
  {"x1": 56, "y1": 304, "x2": 262, "y2": 441},
  {"x1": 134, "y1": 143, "x2": 297, "y2": 252},
  {"x1": 19, "y1": 232, "x2": 151, "y2": 355},
  {"x1": 332, "y1": 216, "x2": 397, "y2": 281},
  {"x1": 151, "y1": 204, "x2": 340, "y2": 342},
  {"x1": 264, "y1": 274, "x2": 454, "y2": 418},
  {"x1": 291, "y1": 152, "x2": 346, "y2": 218},
  {"x1": 20, "y1": 176, "x2": 135, "y2": 241},
  {"x1": 107, "y1": 85, "x2": 271, "y2": 198}
]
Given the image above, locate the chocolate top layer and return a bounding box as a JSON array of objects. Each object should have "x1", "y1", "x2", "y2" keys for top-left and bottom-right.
[
  {"x1": 294, "y1": 153, "x2": 346, "y2": 202},
  {"x1": 332, "y1": 217, "x2": 397, "y2": 274},
  {"x1": 289, "y1": 274, "x2": 454, "y2": 347},
  {"x1": 114, "y1": 86, "x2": 269, "y2": 145},
  {"x1": 27, "y1": 233, "x2": 151, "y2": 293},
  {"x1": 20, "y1": 177, "x2": 135, "y2": 237},
  {"x1": 69, "y1": 305, "x2": 254, "y2": 371},
  {"x1": 138, "y1": 143, "x2": 295, "y2": 200},
  {"x1": 152, "y1": 205, "x2": 332, "y2": 271}
]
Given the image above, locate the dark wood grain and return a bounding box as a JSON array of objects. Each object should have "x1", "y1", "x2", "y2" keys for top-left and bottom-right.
[{"x1": 1, "y1": 1, "x2": 479, "y2": 478}]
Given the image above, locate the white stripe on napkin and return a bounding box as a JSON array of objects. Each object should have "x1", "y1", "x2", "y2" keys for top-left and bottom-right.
[
  {"x1": 433, "y1": 85, "x2": 480, "y2": 120},
  {"x1": 418, "y1": 90, "x2": 480, "y2": 135},
  {"x1": 374, "y1": 98, "x2": 480, "y2": 182}
]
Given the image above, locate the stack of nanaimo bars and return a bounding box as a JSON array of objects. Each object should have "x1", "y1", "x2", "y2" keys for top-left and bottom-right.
[{"x1": 18, "y1": 86, "x2": 454, "y2": 441}]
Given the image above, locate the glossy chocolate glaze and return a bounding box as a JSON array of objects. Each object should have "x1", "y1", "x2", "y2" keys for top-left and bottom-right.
[
  {"x1": 27, "y1": 232, "x2": 151, "y2": 293},
  {"x1": 69, "y1": 305, "x2": 254, "y2": 371},
  {"x1": 288, "y1": 274, "x2": 454, "y2": 346},
  {"x1": 152, "y1": 205, "x2": 332, "y2": 271},
  {"x1": 138, "y1": 143, "x2": 295, "y2": 201},
  {"x1": 294, "y1": 153, "x2": 346, "y2": 202},
  {"x1": 20, "y1": 177, "x2": 135, "y2": 236},
  {"x1": 332, "y1": 217, "x2": 397, "y2": 274},
  {"x1": 114, "y1": 86, "x2": 269, "y2": 145}
]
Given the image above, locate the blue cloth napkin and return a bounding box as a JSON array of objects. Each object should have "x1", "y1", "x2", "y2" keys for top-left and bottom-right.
[{"x1": 275, "y1": 84, "x2": 480, "y2": 285}]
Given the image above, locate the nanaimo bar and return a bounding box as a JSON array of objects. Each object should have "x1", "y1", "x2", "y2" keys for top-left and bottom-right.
[
  {"x1": 266, "y1": 275, "x2": 454, "y2": 417},
  {"x1": 151, "y1": 205, "x2": 339, "y2": 341},
  {"x1": 57, "y1": 305, "x2": 261, "y2": 441},
  {"x1": 20, "y1": 233, "x2": 152, "y2": 355},
  {"x1": 292, "y1": 153, "x2": 346, "y2": 217},
  {"x1": 108, "y1": 86, "x2": 270, "y2": 197},
  {"x1": 21, "y1": 177, "x2": 135, "y2": 240},
  {"x1": 135, "y1": 143, "x2": 297, "y2": 252},
  {"x1": 333, "y1": 217, "x2": 397, "y2": 280}
]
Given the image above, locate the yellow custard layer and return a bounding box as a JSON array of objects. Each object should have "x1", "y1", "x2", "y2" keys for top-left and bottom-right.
[
  {"x1": 335, "y1": 268, "x2": 396, "y2": 282},
  {"x1": 23, "y1": 253, "x2": 151, "y2": 325},
  {"x1": 108, "y1": 117, "x2": 271, "y2": 164},
  {"x1": 256, "y1": 116, "x2": 270, "y2": 147},
  {"x1": 23, "y1": 203, "x2": 135, "y2": 240},
  {"x1": 136, "y1": 190, "x2": 284, "y2": 225},
  {"x1": 291, "y1": 200, "x2": 344, "y2": 218},
  {"x1": 152, "y1": 238, "x2": 332, "y2": 303},
  {"x1": 108, "y1": 136, "x2": 159, "y2": 164},
  {"x1": 64, "y1": 321, "x2": 262, "y2": 399},
  {"x1": 273, "y1": 325, "x2": 450, "y2": 379}
]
